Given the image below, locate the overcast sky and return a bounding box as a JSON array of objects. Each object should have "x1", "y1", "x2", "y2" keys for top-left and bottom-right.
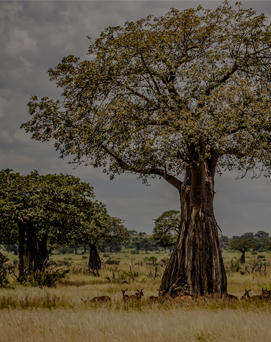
[{"x1": 1, "y1": 1, "x2": 271, "y2": 237}]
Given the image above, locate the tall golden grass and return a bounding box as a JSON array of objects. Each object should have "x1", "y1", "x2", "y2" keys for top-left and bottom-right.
[
  {"x1": 0, "y1": 249, "x2": 270, "y2": 341},
  {"x1": 1, "y1": 306, "x2": 271, "y2": 342}
]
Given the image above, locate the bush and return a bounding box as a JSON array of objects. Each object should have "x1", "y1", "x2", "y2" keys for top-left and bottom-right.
[
  {"x1": 17, "y1": 269, "x2": 69, "y2": 287},
  {"x1": 257, "y1": 247, "x2": 267, "y2": 253},
  {"x1": 251, "y1": 250, "x2": 258, "y2": 255},
  {"x1": 103, "y1": 253, "x2": 110, "y2": 258},
  {"x1": 257, "y1": 255, "x2": 265, "y2": 259},
  {"x1": 82, "y1": 255, "x2": 88, "y2": 259},
  {"x1": 104, "y1": 259, "x2": 120, "y2": 265},
  {"x1": 228, "y1": 259, "x2": 240, "y2": 272},
  {"x1": 161, "y1": 258, "x2": 169, "y2": 264},
  {"x1": 131, "y1": 250, "x2": 139, "y2": 254},
  {"x1": 56, "y1": 247, "x2": 74, "y2": 254},
  {"x1": 0, "y1": 252, "x2": 13, "y2": 288}
]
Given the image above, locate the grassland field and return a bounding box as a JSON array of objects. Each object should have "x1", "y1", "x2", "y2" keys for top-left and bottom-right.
[{"x1": 0, "y1": 248, "x2": 271, "y2": 342}]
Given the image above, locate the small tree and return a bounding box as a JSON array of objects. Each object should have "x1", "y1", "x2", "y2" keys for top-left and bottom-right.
[
  {"x1": 229, "y1": 239, "x2": 256, "y2": 264},
  {"x1": 71, "y1": 208, "x2": 129, "y2": 275},
  {"x1": 151, "y1": 210, "x2": 180, "y2": 251},
  {"x1": 22, "y1": 2, "x2": 271, "y2": 295}
]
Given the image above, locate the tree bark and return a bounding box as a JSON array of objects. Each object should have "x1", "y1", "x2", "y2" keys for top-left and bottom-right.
[
  {"x1": 38, "y1": 236, "x2": 51, "y2": 269},
  {"x1": 88, "y1": 244, "x2": 101, "y2": 276},
  {"x1": 159, "y1": 151, "x2": 227, "y2": 296},
  {"x1": 17, "y1": 219, "x2": 42, "y2": 276},
  {"x1": 240, "y1": 248, "x2": 246, "y2": 264},
  {"x1": 17, "y1": 219, "x2": 49, "y2": 276}
]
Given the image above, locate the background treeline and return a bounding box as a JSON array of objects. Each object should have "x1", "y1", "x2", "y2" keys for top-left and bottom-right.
[{"x1": 4, "y1": 227, "x2": 271, "y2": 257}]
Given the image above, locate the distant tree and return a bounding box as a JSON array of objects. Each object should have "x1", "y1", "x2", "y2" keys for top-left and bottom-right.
[
  {"x1": 254, "y1": 230, "x2": 269, "y2": 241},
  {"x1": 0, "y1": 169, "x2": 97, "y2": 276},
  {"x1": 72, "y1": 210, "x2": 129, "y2": 275},
  {"x1": 240, "y1": 232, "x2": 255, "y2": 240},
  {"x1": 219, "y1": 236, "x2": 230, "y2": 250},
  {"x1": 253, "y1": 231, "x2": 270, "y2": 251},
  {"x1": 151, "y1": 210, "x2": 181, "y2": 252},
  {"x1": 229, "y1": 239, "x2": 256, "y2": 264},
  {"x1": 22, "y1": 2, "x2": 271, "y2": 295}
]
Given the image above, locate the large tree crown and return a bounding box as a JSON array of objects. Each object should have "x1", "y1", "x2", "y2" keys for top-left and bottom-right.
[{"x1": 22, "y1": 1, "x2": 271, "y2": 184}]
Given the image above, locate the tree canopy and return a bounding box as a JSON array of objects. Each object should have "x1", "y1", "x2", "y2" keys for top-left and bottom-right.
[
  {"x1": 22, "y1": 1, "x2": 271, "y2": 185},
  {"x1": 151, "y1": 210, "x2": 181, "y2": 249},
  {"x1": 0, "y1": 169, "x2": 96, "y2": 245},
  {"x1": 0, "y1": 169, "x2": 100, "y2": 275}
]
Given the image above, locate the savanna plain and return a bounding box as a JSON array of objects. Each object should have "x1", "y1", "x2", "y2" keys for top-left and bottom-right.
[{"x1": 1, "y1": 249, "x2": 271, "y2": 342}]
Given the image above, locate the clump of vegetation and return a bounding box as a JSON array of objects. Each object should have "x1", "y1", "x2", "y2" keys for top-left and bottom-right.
[
  {"x1": 17, "y1": 269, "x2": 69, "y2": 288},
  {"x1": 226, "y1": 259, "x2": 240, "y2": 273},
  {"x1": 105, "y1": 260, "x2": 120, "y2": 265},
  {"x1": 0, "y1": 293, "x2": 70, "y2": 310},
  {"x1": 131, "y1": 250, "x2": 139, "y2": 255},
  {"x1": 0, "y1": 252, "x2": 13, "y2": 288}
]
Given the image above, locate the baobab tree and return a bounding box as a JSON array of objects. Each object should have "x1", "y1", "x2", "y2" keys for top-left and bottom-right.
[
  {"x1": 0, "y1": 169, "x2": 98, "y2": 276},
  {"x1": 22, "y1": 2, "x2": 271, "y2": 295},
  {"x1": 71, "y1": 209, "x2": 129, "y2": 275}
]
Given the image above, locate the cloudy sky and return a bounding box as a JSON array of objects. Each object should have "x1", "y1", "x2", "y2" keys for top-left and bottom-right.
[{"x1": 1, "y1": 1, "x2": 271, "y2": 237}]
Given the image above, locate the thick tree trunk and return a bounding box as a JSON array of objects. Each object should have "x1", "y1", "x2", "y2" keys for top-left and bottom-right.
[
  {"x1": 17, "y1": 219, "x2": 49, "y2": 276},
  {"x1": 88, "y1": 244, "x2": 101, "y2": 276},
  {"x1": 160, "y1": 152, "x2": 227, "y2": 296}
]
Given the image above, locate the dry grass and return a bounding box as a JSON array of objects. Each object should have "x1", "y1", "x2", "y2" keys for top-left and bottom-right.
[
  {"x1": 1, "y1": 306, "x2": 271, "y2": 342},
  {"x1": 0, "y1": 250, "x2": 271, "y2": 341}
]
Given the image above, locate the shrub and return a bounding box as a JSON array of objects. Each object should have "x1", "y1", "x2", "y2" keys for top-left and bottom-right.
[
  {"x1": 131, "y1": 250, "x2": 139, "y2": 254},
  {"x1": 56, "y1": 247, "x2": 74, "y2": 254},
  {"x1": 161, "y1": 258, "x2": 169, "y2": 264},
  {"x1": 227, "y1": 259, "x2": 240, "y2": 272},
  {"x1": 17, "y1": 269, "x2": 69, "y2": 287},
  {"x1": 0, "y1": 252, "x2": 13, "y2": 288},
  {"x1": 251, "y1": 250, "x2": 258, "y2": 255},
  {"x1": 105, "y1": 259, "x2": 120, "y2": 265},
  {"x1": 82, "y1": 255, "x2": 88, "y2": 259},
  {"x1": 103, "y1": 253, "x2": 110, "y2": 257}
]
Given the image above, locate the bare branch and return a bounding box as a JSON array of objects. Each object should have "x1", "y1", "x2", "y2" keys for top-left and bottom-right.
[{"x1": 101, "y1": 144, "x2": 182, "y2": 190}]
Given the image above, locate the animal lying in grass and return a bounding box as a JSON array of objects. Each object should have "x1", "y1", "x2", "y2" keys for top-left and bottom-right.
[{"x1": 81, "y1": 296, "x2": 111, "y2": 303}]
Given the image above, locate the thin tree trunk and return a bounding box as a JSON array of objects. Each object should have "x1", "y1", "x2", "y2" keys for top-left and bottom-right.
[
  {"x1": 160, "y1": 151, "x2": 227, "y2": 296},
  {"x1": 88, "y1": 244, "x2": 101, "y2": 276},
  {"x1": 38, "y1": 236, "x2": 51, "y2": 270},
  {"x1": 240, "y1": 249, "x2": 246, "y2": 264}
]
